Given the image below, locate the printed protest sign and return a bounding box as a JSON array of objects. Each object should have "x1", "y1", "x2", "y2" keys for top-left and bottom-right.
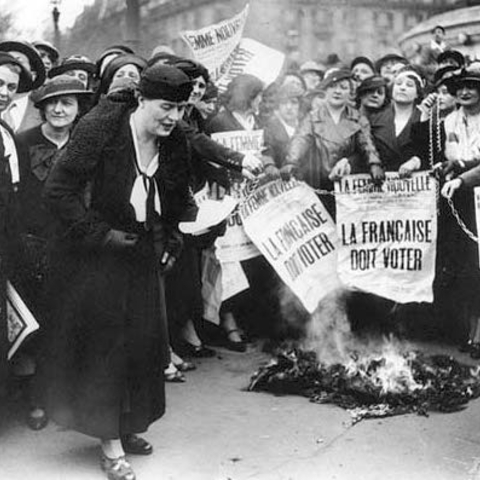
[
  {"x1": 335, "y1": 172, "x2": 438, "y2": 303},
  {"x1": 212, "y1": 130, "x2": 263, "y2": 262},
  {"x1": 180, "y1": 4, "x2": 284, "y2": 91},
  {"x1": 180, "y1": 4, "x2": 249, "y2": 81},
  {"x1": 7, "y1": 281, "x2": 39, "y2": 360},
  {"x1": 239, "y1": 179, "x2": 341, "y2": 313},
  {"x1": 215, "y1": 38, "x2": 285, "y2": 92}
]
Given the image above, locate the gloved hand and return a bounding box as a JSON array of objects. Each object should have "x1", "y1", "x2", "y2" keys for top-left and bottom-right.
[
  {"x1": 370, "y1": 164, "x2": 385, "y2": 185},
  {"x1": 103, "y1": 229, "x2": 139, "y2": 249},
  {"x1": 153, "y1": 224, "x2": 183, "y2": 274},
  {"x1": 280, "y1": 164, "x2": 297, "y2": 181}
]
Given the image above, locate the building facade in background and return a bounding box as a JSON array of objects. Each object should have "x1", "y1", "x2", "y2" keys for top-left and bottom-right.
[{"x1": 63, "y1": 0, "x2": 459, "y2": 63}]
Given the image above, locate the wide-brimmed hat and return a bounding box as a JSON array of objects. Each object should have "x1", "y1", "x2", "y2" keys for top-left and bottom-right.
[
  {"x1": 433, "y1": 65, "x2": 460, "y2": 88},
  {"x1": 374, "y1": 53, "x2": 408, "y2": 73},
  {"x1": 321, "y1": 68, "x2": 352, "y2": 89},
  {"x1": 95, "y1": 45, "x2": 135, "y2": 77},
  {"x1": 0, "y1": 52, "x2": 33, "y2": 93},
  {"x1": 33, "y1": 40, "x2": 59, "y2": 64},
  {"x1": 0, "y1": 40, "x2": 46, "y2": 89},
  {"x1": 437, "y1": 50, "x2": 465, "y2": 68},
  {"x1": 97, "y1": 54, "x2": 147, "y2": 96},
  {"x1": 350, "y1": 56, "x2": 375, "y2": 72},
  {"x1": 32, "y1": 74, "x2": 93, "y2": 107},
  {"x1": 49, "y1": 55, "x2": 96, "y2": 78},
  {"x1": 356, "y1": 75, "x2": 387, "y2": 97},
  {"x1": 444, "y1": 65, "x2": 480, "y2": 95}
]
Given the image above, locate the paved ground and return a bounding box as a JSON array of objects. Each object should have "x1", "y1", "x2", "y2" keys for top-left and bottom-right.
[{"x1": 2, "y1": 341, "x2": 480, "y2": 480}]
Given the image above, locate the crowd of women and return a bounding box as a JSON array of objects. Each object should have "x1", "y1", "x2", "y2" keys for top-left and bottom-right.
[{"x1": 1, "y1": 27, "x2": 480, "y2": 479}]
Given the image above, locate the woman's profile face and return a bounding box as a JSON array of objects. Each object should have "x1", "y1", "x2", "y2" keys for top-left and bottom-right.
[
  {"x1": 250, "y1": 92, "x2": 262, "y2": 115},
  {"x1": 325, "y1": 79, "x2": 351, "y2": 108},
  {"x1": 455, "y1": 82, "x2": 480, "y2": 108},
  {"x1": 112, "y1": 64, "x2": 141, "y2": 84},
  {"x1": 392, "y1": 75, "x2": 418, "y2": 105},
  {"x1": 436, "y1": 84, "x2": 456, "y2": 112}
]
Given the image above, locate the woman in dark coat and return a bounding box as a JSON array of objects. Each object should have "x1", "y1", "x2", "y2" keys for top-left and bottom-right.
[
  {"x1": 368, "y1": 66, "x2": 425, "y2": 173},
  {"x1": 16, "y1": 74, "x2": 92, "y2": 430},
  {"x1": 0, "y1": 54, "x2": 33, "y2": 401},
  {"x1": 41, "y1": 64, "x2": 196, "y2": 480}
]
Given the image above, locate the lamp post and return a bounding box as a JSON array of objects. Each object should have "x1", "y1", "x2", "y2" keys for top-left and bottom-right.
[{"x1": 51, "y1": 0, "x2": 61, "y2": 50}]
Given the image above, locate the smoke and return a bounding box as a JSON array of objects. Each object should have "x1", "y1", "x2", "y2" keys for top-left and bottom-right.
[
  {"x1": 302, "y1": 288, "x2": 353, "y2": 365},
  {"x1": 279, "y1": 285, "x2": 413, "y2": 366}
]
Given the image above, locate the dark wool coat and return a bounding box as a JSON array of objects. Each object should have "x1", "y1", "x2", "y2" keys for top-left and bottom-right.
[
  {"x1": 368, "y1": 104, "x2": 422, "y2": 172},
  {"x1": 0, "y1": 119, "x2": 21, "y2": 399},
  {"x1": 40, "y1": 97, "x2": 196, "y2": 439}
]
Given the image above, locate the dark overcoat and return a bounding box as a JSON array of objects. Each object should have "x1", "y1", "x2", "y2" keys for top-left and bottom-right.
[
  {"x1": 0, "y1": 119, "x2": 21, "y2": 399},
  {"x1": 40, "y1": 97, "x2": 196, "y2": 439}
]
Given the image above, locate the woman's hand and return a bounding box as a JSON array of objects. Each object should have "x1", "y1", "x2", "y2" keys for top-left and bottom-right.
[
  {"x1": 442, "y1": 159, "x2": 467, "y2": 180},
  {"x1": 103, "y1": 229, "x2": 139, "y2": 249},
  {"x1": 280, "y1": 164, "x2": 297, "y2": 180},
  {"x1": 264, "y1": 164, "x2": 281, "y2": 181},
  {"x1": 242, "y1": 152, "x2": 264, "y2": 179},
  {"x1": 370, "y1": 164, "x2": 385, "y2": 185},
  {"x1": 417, "y1": 93, "x2": 437, "y2": 122},
  {"x1": 398, "y1": 156, "x2": 421, "y2": 178},
  {"x1": 441, "y1": 178, "x2": 463, "y2": 199},
  {"x1": 329, "y1": 157, "x2": 351, "y2": 181}
]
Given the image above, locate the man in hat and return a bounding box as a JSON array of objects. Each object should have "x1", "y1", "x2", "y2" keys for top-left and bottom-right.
[
  {"x1": 0, "y1": 52, "x2": 33, "y2": 399},
  {"x1": 0, "y1": 41, "x2": 46, "y2": 133}
]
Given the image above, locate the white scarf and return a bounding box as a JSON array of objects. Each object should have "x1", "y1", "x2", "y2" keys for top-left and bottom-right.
[
  {"x1": 444, "y1": 108, "x2": 480, "y2": 165},
  {"x1": 129, "y1": 115, "x2": 161, "y2": 223}
]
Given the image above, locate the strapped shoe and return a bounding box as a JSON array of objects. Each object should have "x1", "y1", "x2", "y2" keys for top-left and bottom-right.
[
  {"x1": 121, "y1": 434, "x2": 153, "y2": 456},
  {"x1": 101, "y1": 455, "x2": 136, "y2": 480}
]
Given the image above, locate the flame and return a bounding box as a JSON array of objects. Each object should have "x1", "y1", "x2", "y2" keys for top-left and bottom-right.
[
  {"x1": 345, "y1": 343, "x2": 424, "y2": 395},
  {"x1": 279, "y1": 287, "x2": 430, "y2": 395}
]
